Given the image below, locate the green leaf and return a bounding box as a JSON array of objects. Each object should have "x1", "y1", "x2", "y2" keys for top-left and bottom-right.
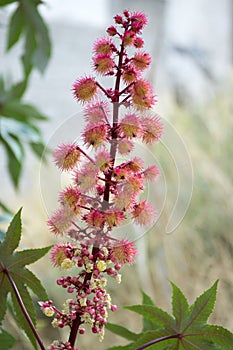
[
  {"x1": 0, "y1": 208, "x2": 22, "y2": 260},
  {"x1": 142, "y1": 291, "x2": 155, "y2": 306},
  {"x1": 0, "y1": 327, "x2": 16, "y2": 350},
  {"x1": 13, "y1": 268, "x2": 48, "y2": 300},
  {"x1": 106, "y1": 345, "x2": 134, "y2": 350},
  {"x1": 21, "y1": 0, "x2": 51, "y2": 73},
  {"x1": 11, "y1": 283, "x2": 37, "y2": 349},
  {"x1": 2, "y1": 100, "x2": 48, "y2": 121},
  {"x1": 109, "y1": 282, "x2": 233, "y2": 350},
  {"x1": 171, "y1": 282, "x2": 189, "y2": 331},
  {"x1": 8, "y1": 246, "x2": 52, "y2": 269},
  {"x1": 184, "y1": 280, "x2": 218, "y2": 332},
  {"x1": 7, "y1": 5, "x2": 25, "y2": 50},
  {"x1": 5, "y1": 145, "x2": 23, "y2": 189},
  {"x1": 125, "y1": 304, "x2": 176, "y2": 332},
  {"x1": 185, "y1": 325, "x2": 233, "y2": 350},
  {"x1": 141, "y1": 291, "x2": 158, "y2": 331},
  {"x1": 21, "y1": 25, "x2": 36, "y2": 77},
  {"x1": 30, "y1": 142, "x2": 47, "y2": 160},
  {"x1": 0, "y1": 276, "x2": 10, "y2": 323},
  {"x1": 8, "y1": 80, "x2": 28, "y2": 100},
  {"x1": 106, "y1": 323, "x2": 139, "y2": 341},
  {"x1": 0, "y1": 210, "x2": 50, "y2": 347},
  {"x1": 0, "y1": 0, "x2": 17, "y2": 6}
]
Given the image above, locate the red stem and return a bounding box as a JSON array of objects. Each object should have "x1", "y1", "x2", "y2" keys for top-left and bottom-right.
[
  {"x1": 135, "y1": 334, "x2": 181, "y2": 350},
  {"x1": 0, "y1": 261, "x2": 46, "y2": 350}
]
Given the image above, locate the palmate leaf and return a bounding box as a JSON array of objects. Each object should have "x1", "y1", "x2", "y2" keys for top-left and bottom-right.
[
  {"x1": 142, "y1": 291, "x2": 158, "y2": 332},
  {"x1": 184, "y1": 280, "x2": 218, "y2": 331},
  {"x1": 106, "y1": 323, "x2": 139, "y2": 341},
  {"x1": 125, "y1": 304, "x2": 176, "y2": 332},
  {"x1": 0, "y1": 327, "x2": 16, "y2": 350},
  {"x1": 106, "y1": 283, "x2": 233, "y2": 350},
  {"x1": 171, "y1": 282, "x2": 189, "y2": 332},
  {"x1": 0, "y1": 209, "x2": 51, "y2": 348}
]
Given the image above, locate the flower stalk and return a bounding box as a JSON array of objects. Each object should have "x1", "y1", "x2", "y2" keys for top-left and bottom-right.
[{"x1": 40, "y1": 10, "x2": 163, "y2": 350}]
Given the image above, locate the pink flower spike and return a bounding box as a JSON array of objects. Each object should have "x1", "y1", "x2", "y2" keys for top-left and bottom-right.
[
  {"x1": 131, "y1": 12, "x2": 148, "y2": 32},
  {"x1": 84, "y1": 100, "x2": 110, "y2": 124},
  {"x1": 111, "y1": 239, "x2": 137, "y2": 265},
  {"x1": 105, "y1": 210, "x2": 125, "y2": 228},
  {"x1": 48, "y1": 207, "x2": 74, "y2": 235},
  {"x1": 122, "y1": 66, "x2": 138, "y2": 84},
  {"x1": 93, "y1": 38, "x2": 115, "y2": 54},
  {"x1": 142, "y1": 115, "x2": 163, "y2": 144},
  {"x1": 83, "y1": 123, "x2": 108, "y2": 147},
  {"x1": 120, "y1": 113, "x2": 141, "y2": 139},
  {"x1": 107, "y1": 25, "x2": 118, "y2": 36},
  {"x1": 84, "y1": 210, "x2": 105, "y2": 228},
  {"x1": 123, "y1": 30, "x2": 136, "y2": 46},
  {"x1": 143, "y1": 165, "x2": 160, "y2": 181},
  {"x1": 93, "y1": 54, "x2": 115, "y2": 75},
  {"x1": 73, "y1": 76, "x2": 97, "y2": 103},
  {"x1": 50, "y1": 243, "x2": 74, "y2": 267},
  {"x1": 131, "y1": 201, "x2": 155, "y2": 226},
  {"x1": 74, "y1": 162, "x2": 98, "y2": 193},
  {"x1": 124, "y1": 157, "x2": 144, "y2": 173},
  {"x1": 95, "y1": 149, "x2": 111, "y2": 171},
  {"x1": 53, "y1": 143, "x2": 81, "y2": 171},
  {"x1": 132, "y1": 52, "x2": 151, "y2": 71},
  {"x1": 131, "y1": 79, "x2": 155, "y2": 110},
  {"x1": 59, "y1": 186, "x2": 81, "y2": 214},
  {"x1": 133, "y1": 36, "x2": 144, "y2": 49},
  {"x1": 118, "y1": 139, "x2": 134, "y2": 154}
]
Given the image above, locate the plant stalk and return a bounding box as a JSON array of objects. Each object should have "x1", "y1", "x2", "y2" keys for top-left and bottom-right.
[{"x1": 68, "y1": 33, "x2": 125, "y2": 349}]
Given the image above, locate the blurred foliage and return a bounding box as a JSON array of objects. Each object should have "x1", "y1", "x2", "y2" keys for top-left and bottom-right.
[
  {"x1": 0, "y1": 0, "x2": 51, "y2": 194},
  {"x1": 171, "y1": 87, "x2": 233, "y2": 245}
]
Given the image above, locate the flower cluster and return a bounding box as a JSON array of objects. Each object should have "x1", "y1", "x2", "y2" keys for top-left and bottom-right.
[{"x1": 40, "y1": 10, "x2": 163, "y2": 350}]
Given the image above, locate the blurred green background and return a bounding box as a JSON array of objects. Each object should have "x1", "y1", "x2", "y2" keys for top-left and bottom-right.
[{"x1": 0, "y1": 0, "x2": 233, "y2": 349}]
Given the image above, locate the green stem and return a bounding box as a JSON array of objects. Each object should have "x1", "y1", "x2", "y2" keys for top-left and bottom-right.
[
  {"x1": 0, "y1": 262, "x2": 46, "y2": 350},
  {"x1": 135, "y1": 334, "x2": 181, "y2": 350}
]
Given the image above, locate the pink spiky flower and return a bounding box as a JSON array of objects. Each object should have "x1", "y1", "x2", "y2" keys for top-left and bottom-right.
[
  {"x1": 132, "y1": 52, "x2": 152, "y2": 71},
  {"x1": 120, "y1": 113, "x2": 141, "y2": 138},
  {"x1": 93, "y1": 37, "x2": 115, "y2": 55},
  {"x1": 73, "y1": 77, "x2": 98, "y2": 103},
  {"x1": 84, "y1": 100, "x2": 110, "y2": 124},
  {"x1": 131, "y1": 201, "x2": 155, "y2": 226},
  {"x1": 93, "y1": 54, "x2": 115, "y2": 75},
  {"x1": 83, "y1": 123, "x2": 109, "y2": 147},
  {"x1": 50, "y1": 243, "x2": 74, "y2": 267},
  {"x1": 131, "y1": 11, "x2": 148, "y2": 32},
  {"x1": 143, "y1": 165, "x2": 160, "y2": 181},
  {"x1": 53, "y1": 143, "x2": 81, "y2": 171},
  {"x1": 110, "y1": 239, "x2": 137, "y2": 265},
  {"x1": 141, "y1": 115, "x2": 163, "y2": 143},
  {"x1": 48, "y1": 207, "x2": 74, "y2": 235},
  {"x1": 131, "y1": 79, "x2": 155, "y2": 110},
  {"x1": 122, "y1": 66, "x2": 138, "y2": 84}
]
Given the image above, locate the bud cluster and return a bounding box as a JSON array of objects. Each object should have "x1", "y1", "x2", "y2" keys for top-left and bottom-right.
[{"x1": 40, "y1": 10, "x2": 163, "y2": 350}]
